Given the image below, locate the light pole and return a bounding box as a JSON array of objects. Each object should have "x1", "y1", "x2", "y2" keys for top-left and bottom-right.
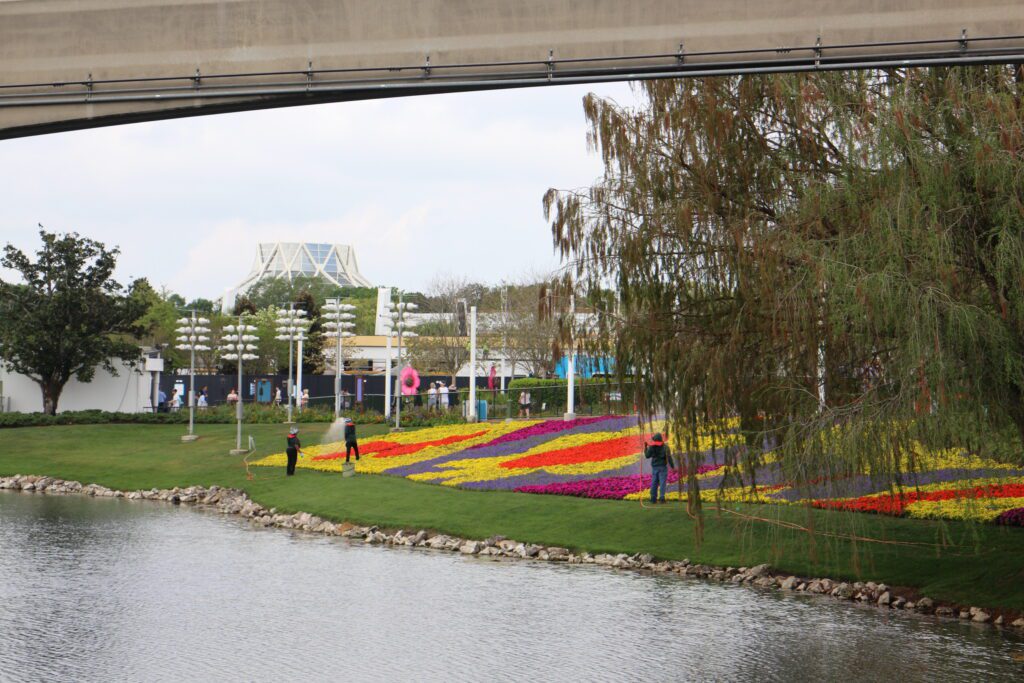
[
  {"x1": 174, "y1": 311, "x2": 211, "y2": 442},
  {"x1": 219, "y1": 317, "x2": 259, "y2": 454},
  {"x1": 382, "y1": 321, "x2": 393, "y2": 419},
  {"x1": 274, "y1": 306, "x2": 309, "y2": 424},
  {"x1": 469, "y1": 305, "x2": 478, "y2": 422},
  {"x1": 565, "y1": 293, "x2": 576, "y2": 421},
  {"x1": 500, "y1": 284, "x2": 508, "y2": 394},
  {"x1": 324, "y1": 298, "x2": 356, "y2": 418},
  {"x1": 382, "y1": 296, "x2": 418, "y2": 430}
]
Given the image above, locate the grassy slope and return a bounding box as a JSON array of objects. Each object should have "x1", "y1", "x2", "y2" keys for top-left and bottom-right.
[{"x1": 2, "y1": 422, "x2": 1023, "y2": 610}]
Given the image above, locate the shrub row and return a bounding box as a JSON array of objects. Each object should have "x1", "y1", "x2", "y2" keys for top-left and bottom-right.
[
  {"x1": 0, "y1": 404, "x2": 462, "y2": 429},
  {"x1": 507, "y1": 378, "x2": 633, "y2": 411}
]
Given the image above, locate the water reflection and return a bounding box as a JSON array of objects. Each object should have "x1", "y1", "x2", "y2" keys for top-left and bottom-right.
[{"x1": 0, "y1": 491, "x2": 1021, "y2": 682}]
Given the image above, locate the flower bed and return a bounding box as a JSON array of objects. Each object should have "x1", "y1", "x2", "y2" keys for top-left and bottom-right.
[{"x1": 250, "y1": 416, "x2": 1024, "y2": 524}]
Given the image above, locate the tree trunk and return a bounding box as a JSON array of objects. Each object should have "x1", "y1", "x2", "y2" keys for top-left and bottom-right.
[{"x1": 39, "y1": 379, "x2": 64, "y2": 415}]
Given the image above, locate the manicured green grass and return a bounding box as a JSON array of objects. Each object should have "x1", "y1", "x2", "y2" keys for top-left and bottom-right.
[{"x1": 2, "y1": 422, "x2": 1023, "y2": 610}]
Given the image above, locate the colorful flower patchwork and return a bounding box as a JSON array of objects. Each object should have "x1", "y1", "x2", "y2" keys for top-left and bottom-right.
[{"x1": 250, "y1": 416, "x2": 1024, "y2": 525}]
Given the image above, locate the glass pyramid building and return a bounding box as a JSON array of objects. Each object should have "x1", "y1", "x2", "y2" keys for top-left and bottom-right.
[{"x1": 222, "y1": 242, "x2": 372, "y2": 311}]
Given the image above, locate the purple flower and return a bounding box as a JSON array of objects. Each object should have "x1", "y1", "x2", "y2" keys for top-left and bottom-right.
[
  {"x1": 514, "y1": 464, "x2": 722, "y2": 499},
  {"x1": 995, "y1": 507, "x2": 1024, "y2": 527},
  {"x1": 468, "y1": 415, "x2": 620, "y2": 449},
  {"x1": 384, "y1": 416, "x2": 637, "y2": 478}
]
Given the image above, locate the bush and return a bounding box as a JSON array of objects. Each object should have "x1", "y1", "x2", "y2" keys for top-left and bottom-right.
[
  {"x1": 0, "y1": 405, "x2": 384, "y2": 428},
  {"x1": 507, "y1": 377, "x2": 630, "y2": 413}
]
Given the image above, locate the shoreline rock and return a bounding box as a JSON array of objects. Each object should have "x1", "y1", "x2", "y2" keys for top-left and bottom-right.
[{"x1": 1, "y1": 473, "x2": 1021, "y2": 634}]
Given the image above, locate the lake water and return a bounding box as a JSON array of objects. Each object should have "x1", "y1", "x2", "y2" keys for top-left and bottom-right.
[{"x1": 1, "y1": 491, "x2": 1021, "y2": 682}]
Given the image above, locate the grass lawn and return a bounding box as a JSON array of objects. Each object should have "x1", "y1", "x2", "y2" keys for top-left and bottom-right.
[{"x1": 2, "y1": 422, "x2": 1023, "y2": 611}]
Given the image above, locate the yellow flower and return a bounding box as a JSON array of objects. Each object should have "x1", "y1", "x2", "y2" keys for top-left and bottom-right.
[{"x1": 904, "y1": 496, "x2": 1024, "y2": 522}]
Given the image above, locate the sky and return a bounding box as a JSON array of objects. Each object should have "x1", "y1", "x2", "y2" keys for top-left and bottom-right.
[{"x1": 0, "y1": 82, "x2": 637, "y2": 302}]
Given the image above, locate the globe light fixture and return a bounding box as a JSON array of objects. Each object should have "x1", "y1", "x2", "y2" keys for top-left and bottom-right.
[
  {"x1": 219, "y1": 317, "x2": 259, "y2": 454},
  {"x1": 383, "y1": 297, "x2": 419, "y2": 430},
  {"x1": 173, "y1": 312, "x2": 211, "y2": 442},
  {"x1": 323, "y1": 298, "x2": 356, "y2": 418},
  {"x1": 274, "y1": 307, "x2": 310, "y2": 423}
]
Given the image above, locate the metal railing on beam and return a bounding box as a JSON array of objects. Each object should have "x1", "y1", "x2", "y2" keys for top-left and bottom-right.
[{"x1": 2, "y1": 32, "x2": 1023, "y2": 108}]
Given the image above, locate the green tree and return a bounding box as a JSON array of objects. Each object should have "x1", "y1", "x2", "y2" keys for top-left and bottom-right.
[
  {"x1": 547, "y1": 67, "x2": 1024, "y2": 532},
  {"x1": 0, "y1": 230, "x2": 150, "y2": 414},
  {"x1": 294, "y1": 289, "x2": 325, "y2": 374},
  {"x1": 407, "y1": 276, "x2": 472, "y2": 382},
  {"x1": 186, "y1": 297, "x2": 216, "y2": 314}
]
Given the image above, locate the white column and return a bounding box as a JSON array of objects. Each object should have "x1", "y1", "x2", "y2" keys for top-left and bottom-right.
[
  {"x1": 296, "y1": 336, "x2": 304, "y2": 412},
  {"x1": 469, "y1": 305, "x2": 478, "y2": 422},
  {"x1": 383, "y1": 331, "x2": 392, "y2": 418},
  {"x1": 564, "y1": 294, "x2": 576, "y2": 421},
  {"x1": 286, "y1": 333, "x2": 294, "y2": 423},
  {"x1": 335, "y1": 331, "x2": 343, "y2": 418}
]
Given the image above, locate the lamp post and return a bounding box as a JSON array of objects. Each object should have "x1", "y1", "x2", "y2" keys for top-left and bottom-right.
[
  {"x1": 500, "y1": 284, "x2": 508, "y2": 394},
  {"x1": 469, "y1": 305, "x2": 478, "y2": 422},
  {"x1": 219, "y1": 317, "x2": 259, "y2": 454},
  {"x1": 324, "y1": 298, "x2": 356, "y2": 418},
  {"x1": 274, "y1": 306, "x2": 309, "y2": 424},
  {"x1": 382, "y1": 296, "x2": 418, "y2": 430},
  {"x1": 565, "y1": 294, "x2": 576, "y2": 421},
  {"x1": 382, "y1": 320, "x2": 393, "y2": 419},
  {"x1": 174, "y1": 311, "x2": 211, "y2": 442}
]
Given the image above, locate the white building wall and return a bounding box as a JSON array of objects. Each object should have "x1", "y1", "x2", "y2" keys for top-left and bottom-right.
[{"x1": 0, "y1": 361, "x2": 152, "y2": 413}]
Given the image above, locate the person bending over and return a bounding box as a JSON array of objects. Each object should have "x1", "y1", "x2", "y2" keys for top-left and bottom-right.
[{"x1": 644, "y1": 433, "x2": 675, "y2": 503}]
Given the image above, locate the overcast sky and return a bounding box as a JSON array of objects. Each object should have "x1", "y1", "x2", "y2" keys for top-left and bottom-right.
[{"x1": 1, "y1": 82, "x2": 636, "y2": 302}]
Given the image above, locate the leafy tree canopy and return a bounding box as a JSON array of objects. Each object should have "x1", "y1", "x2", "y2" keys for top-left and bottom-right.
[
  {"x1": 547, "y1": 66, "x2": 1024, "y2": 530},
  {"x1": 0, "y1": 230, "x2": 150, "y2": 414}
]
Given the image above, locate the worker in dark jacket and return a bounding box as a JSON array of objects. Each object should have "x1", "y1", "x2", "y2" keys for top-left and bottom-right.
[
  {"x1": 644, "y1": 433, "x2": 675, "y2": 503},
  {"x1": 286, "y1": 426, "x2": 302, "y2": 476},
  {"x1": 344, "y1": 418, "x2": 360, "y2": 463}
]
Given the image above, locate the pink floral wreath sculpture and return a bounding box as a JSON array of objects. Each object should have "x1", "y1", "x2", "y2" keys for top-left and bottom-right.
[{"x1": 400, "y1": 365, "x2": 421, "y2": 396}]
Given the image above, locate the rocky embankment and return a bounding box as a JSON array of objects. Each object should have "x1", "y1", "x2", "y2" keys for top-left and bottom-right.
[{"x1": 2, "y1": 473, "x2": 1022, "y2": 631}]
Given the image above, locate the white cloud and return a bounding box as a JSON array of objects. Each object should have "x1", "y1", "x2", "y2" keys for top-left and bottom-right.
[{"x1": 0, "y1": 82, "x2": 637, "y2": 298}]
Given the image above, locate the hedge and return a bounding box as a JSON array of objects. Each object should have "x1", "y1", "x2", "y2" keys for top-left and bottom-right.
[
  {"x1": 506, "y1": 378, "x2": 632, "y2": 411},
  {"x1": 0, "y1": 404, "x2": 463, "y2": 429}
]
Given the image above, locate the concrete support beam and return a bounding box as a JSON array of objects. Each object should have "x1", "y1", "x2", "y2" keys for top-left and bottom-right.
[{"x1": 2, "y1": 1, "x2": 1023, "y2": 138}]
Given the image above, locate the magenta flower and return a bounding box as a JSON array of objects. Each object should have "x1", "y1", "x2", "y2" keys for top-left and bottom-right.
[
  {"x1": 515, "y1": 464, "x2": 722, "y2": 499},
  {"x1": 469, "y1": 415, "x2": 618, "y2": 449},
  {"x1": 995, "y1": 507, "x2": 1024, "y2": 527}
]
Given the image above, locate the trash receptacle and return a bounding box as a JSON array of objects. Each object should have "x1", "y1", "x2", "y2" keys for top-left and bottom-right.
[{"x1": 477, "y1": 399, "x2": 488, "y2": 421}]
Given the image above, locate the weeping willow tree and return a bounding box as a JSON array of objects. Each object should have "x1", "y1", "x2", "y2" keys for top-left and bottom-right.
[{"x1": 545, "y1": 66, "x2": 1024, "y2": 530}]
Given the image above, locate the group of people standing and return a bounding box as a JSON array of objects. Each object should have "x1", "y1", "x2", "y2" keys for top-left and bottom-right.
[
  {"x1": 424, "y1": 381, "x2": 452, "y2": 411},
  {"x1": 157, "y1": 386, "x2": 209, "y2": 412}
]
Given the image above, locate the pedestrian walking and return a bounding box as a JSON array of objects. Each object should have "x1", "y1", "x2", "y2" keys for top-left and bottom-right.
[
  {"x1": 286, "y1": 426, "x2": 302, "y2": 476},
  {"x1": 197, "y1": 393, "x2": 208, "y2": 410},
  {"x1": 644, "y1": 433, "x2": 676, "y2": 503},
  {"x1": 427, "y1": 382, "x2": 438, "y2": 410},
  {"x1": 273, "y1": 386, "x2": 282, "y2": 407},
  {"x1": 344, "y1": 418, "x2": 359, "y2": 463},
  {"x1": 518, "y1": 388, "x2": 531, "y2": 417},
  {"x1": 301, "y1": 388, "x2": 310, "y2": 410},
  {"x1": 226, "y1": 388, "x2": 239, "y2": 406},
  {"x1": 170, "y1": 388, "x2": 181, "y2": 412},
  {"x1": 157, "y1": 388, "x2": 167, "y2": 413}
]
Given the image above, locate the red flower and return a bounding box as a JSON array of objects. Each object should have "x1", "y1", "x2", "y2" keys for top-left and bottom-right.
[
  {"x1": 312, "y1": 431, "x2": 487, "y2": 461},
  {"x1": 812, "y1": 483, "x2": 1024, "y2": 516},
  {"x1": 499, "y1": 435, "x2": 644, "y2": 470}
]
